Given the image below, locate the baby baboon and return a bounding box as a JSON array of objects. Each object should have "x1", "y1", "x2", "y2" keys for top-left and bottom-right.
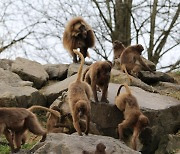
[
  {"x1": 113, "y1": 40, "x2": 125, "y2": 61},
  {"x1": 63, "y1": 17, "x2": 95, "y2": 63},
  {"x1": 68, "y1": 49, "x2": 92, "y2": 136},
  {"x1": 95, "y1": 142, "x2": 106, "y2": 154},
  {"x1": 115, "y1": 84, "x2": 149, "y2": 150},
  {"x1": 0, "y1": 105, "x2": 60, "y2": 153},
  {"x1": 83, "y1": 61, "x2": 112, "y2": 103},
  {"x1": 82, "y1": 142, "x2": 106, "y2": 154},
  {"x1": 120, "y1": 44, "x2": 154, "y2": 80}
]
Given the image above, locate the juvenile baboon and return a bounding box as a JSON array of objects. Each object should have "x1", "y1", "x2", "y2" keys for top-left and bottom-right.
[
  {"x1": 115, "y1": 84, "x2": 149, "y2": 150},
  {"x1": 120, "y1": 44, "x2": 154, "y2": 80},
  {"x1": 68, "y1": 49, "x2": 92, "y2": 136},
  {"x1": 63, "y1": 17, "x2": 95, "y2": 63},
  {"x1": 83, "y1": 61, "x2": 112, "y2": 103},
  {"x1": 82, "y1": 142, "x2": 106, "y2": 154},
  {"x1": 46, "y1": 106, "x2": 71, "y2": 133},
  {"x1": 0, "y1": 105, "x2": 60, "y2": 153},
  {"x1": 113, "y1": 40, "x2": 125, "y2": 61}
]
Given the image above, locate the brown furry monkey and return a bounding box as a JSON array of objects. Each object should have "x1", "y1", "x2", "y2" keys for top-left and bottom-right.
[
  {"x1": 68, "y1": 49, "x2": 92, "y2": 136},
  {"x1": 46, "y1": 106, "x2": 70, "y2": 133},
  {"x1": 0, "y1": 105, "x2": 60, "y2": 153},
  {"x1": 113, "y1": 40, "x2": 125, "y2": 60},
  {"x1": 82, "y1": 142, "x2": 106, "y2": 154},
  {"x1": 63, "y1": 17, "x2": 95, "y2": 63},
  {"x1": 83, "y1": 61, "x2": 112, "y2": 103},
  {"x1": 115, "y1": 84, "x2": 149, "y2": 150},
  {"x1": 120, "y1": 44, "x2": 154, "y2": 80}
]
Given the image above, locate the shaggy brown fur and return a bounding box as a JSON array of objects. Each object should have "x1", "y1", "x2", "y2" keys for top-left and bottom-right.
[
  {"x1": 115, "y1": 84, "x2": 149, "y2": 150},
  {"x1": 0, "y1": 105, "x2": 60, "y2": 152},
  {"x1": 68, "y1": 49, "x2": 92, "y2": 135},
  {"x1": 83, "y1": 61, "x2": 112, "y2": 103},
  {"x1": 63, "y1": 17, "x2": 95, "y2": 63},
  {"x1": 120, "y1": 44, "x2": 154, "y2": 80}
]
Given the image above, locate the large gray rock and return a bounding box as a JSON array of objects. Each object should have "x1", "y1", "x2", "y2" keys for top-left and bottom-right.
[
  {"x1": 0, "y1": 68, "x2": 33, "y2": 87},
  {"x1": 0, "y1": 82, "x2": 46, "y2": 107},
  {"x1": 155, "y1": 134, "x2": 180, "y2": 154},
  {"x1": 0, "y1": 68, "x2": 46, "y2": 107},
  {"x1": 40, "y1": 74, "x2": 76, "y2": 106},
  {"x1": 67, "y1": 63, "x2": 88, "y2": 77},
  {"x1": 0, "y1": 59, "x2": 13, "y2": 70},
  {"x1": 138, "y1": 71, "x2": 175, "y2": 84},
  {"x1": 30, "y1": 133, "x2": 140, "y2": 154},
  {"x1": 11, "y1": 57, "x2": 49, "y2": 89},
  {"x1": 43, "y1": 64, "x2": 69, "y2": 80},
  {"x1": 111, "y1": 69, "x2": 156, "y2": 92}
]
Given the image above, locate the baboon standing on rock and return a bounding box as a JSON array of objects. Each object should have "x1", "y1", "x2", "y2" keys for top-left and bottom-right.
[
  {"x1": 63, "y1": 17, "x2": 95, "y2": 63},
  {"x1": 68, "y1": 49, "x2": 92, "y2": 136},
  {"x1": 115, "y1": 84, "x2": 149, "y2": 150},
  {"x1": 83, "y1": 61, "x2": 112, "y2": 103}
]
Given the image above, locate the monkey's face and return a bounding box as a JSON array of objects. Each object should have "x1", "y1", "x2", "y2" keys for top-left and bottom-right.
[
  {"x1": 102, "y1": 61, "x2": 112, "y2": 76},
  {"x1": 72, "y1": 22, "x2": 87, "y2": 39},
  {"x1": 113, "y1": 40, "x2": 123, "y2": 49}
]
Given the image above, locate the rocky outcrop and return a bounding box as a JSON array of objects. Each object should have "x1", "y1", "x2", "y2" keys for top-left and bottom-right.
[
  {"x1": 138, "y1": 71, "x2": 175, "y2": 84},
  {"x1": 0, "y1": 57, "x2": 179, "y2": 154},
  {"x1": 30, "y1": 133, "x2": 141, "y2": 154},
  {"x1": 0, "y1": 68, "x2": 46, "y2": 107},
  {"x1": 11, "y1": 57, "x2": 49, "y2": 89},
  {"x1": 43, "y1": 64, "x2": 69, "y2": 80}
]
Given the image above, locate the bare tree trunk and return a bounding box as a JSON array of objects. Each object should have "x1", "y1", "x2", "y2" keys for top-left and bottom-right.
[
  {"x1": 114, "y1": 0, "x2": 132, "y2": 46},
  {"x1": 148, "y1": 0, "x2": 158, "y2": 61}
]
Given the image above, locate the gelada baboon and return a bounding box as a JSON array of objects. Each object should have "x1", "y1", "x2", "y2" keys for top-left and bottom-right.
[
  {"x1": 115, "y1": 84, "x2": 149, "y2": 150},
  {"x1": 46, "y1": 106, "x2": 71, "y2": 133},
  {"x1": 82, "y1": 142, "x2": 106, "y2": 154},
  {"x1": 113, "y1": 40, "x2": 125, "y2": 61},
  {"x1": 120, "y1": 44, "x2": 154, "y2": 80},
  {"x1": 0, "y1": 105, "x2": 60, "y2": 153},
  {"x1": 63, "y1": 17, "x2": 95, "y2": 63},
  {"x1": 83, "y1": 61, "x2": 112, "y2": 103},
  {"x1": 68, "y1": 49, "x2": 92, "y2": 136}
]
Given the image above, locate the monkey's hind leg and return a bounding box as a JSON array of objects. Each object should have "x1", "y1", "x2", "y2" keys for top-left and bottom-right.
[
  {"x1": 72, "y1": 112, "x2": 82, "y2": 136},
  {"x1": 121, "y1": 64, "x2": 133, "y2": 83}
]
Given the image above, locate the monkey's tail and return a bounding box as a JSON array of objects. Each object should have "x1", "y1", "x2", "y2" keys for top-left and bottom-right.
[
  {"x1": 117, "y1": 84, "x2": 131, "y2": 96},
  {"x1": 28, "y1": 105, "x2": 60, "y2": 118},
  {"x1": 73, "y1": 49, "x2": 85, "y2": 81},
  {"x1": 116, "y1": 85, "x2": 124, "y2": 96}
]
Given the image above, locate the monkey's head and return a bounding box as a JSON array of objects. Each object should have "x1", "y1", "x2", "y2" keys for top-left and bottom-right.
[
  {"x1": 113, "y1": 40, "x2": 124, "y2": 50},
  {"x1": 139, "y1": 114, "x2": 149, "y2": 128},
  {"x1": 135, "y1": 44, "x2": 144, "y2": 54},
  {"x1": 96, "y1": 142, "x2": 106, "y2": 152},
  {"x1": 72, "y1": 22, "x2": 87, "y2": 39},
  {"x1": 101, "y1": 61, "x2": 112, "y2": 77}
]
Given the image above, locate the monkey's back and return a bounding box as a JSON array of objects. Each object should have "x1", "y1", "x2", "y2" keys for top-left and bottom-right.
[
  {"x1": 0, "y1": 108, "x2": 32, "y2": 129},
  {"x1": 68, "y1": 81, "x2": 91, "y2": 103}
]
